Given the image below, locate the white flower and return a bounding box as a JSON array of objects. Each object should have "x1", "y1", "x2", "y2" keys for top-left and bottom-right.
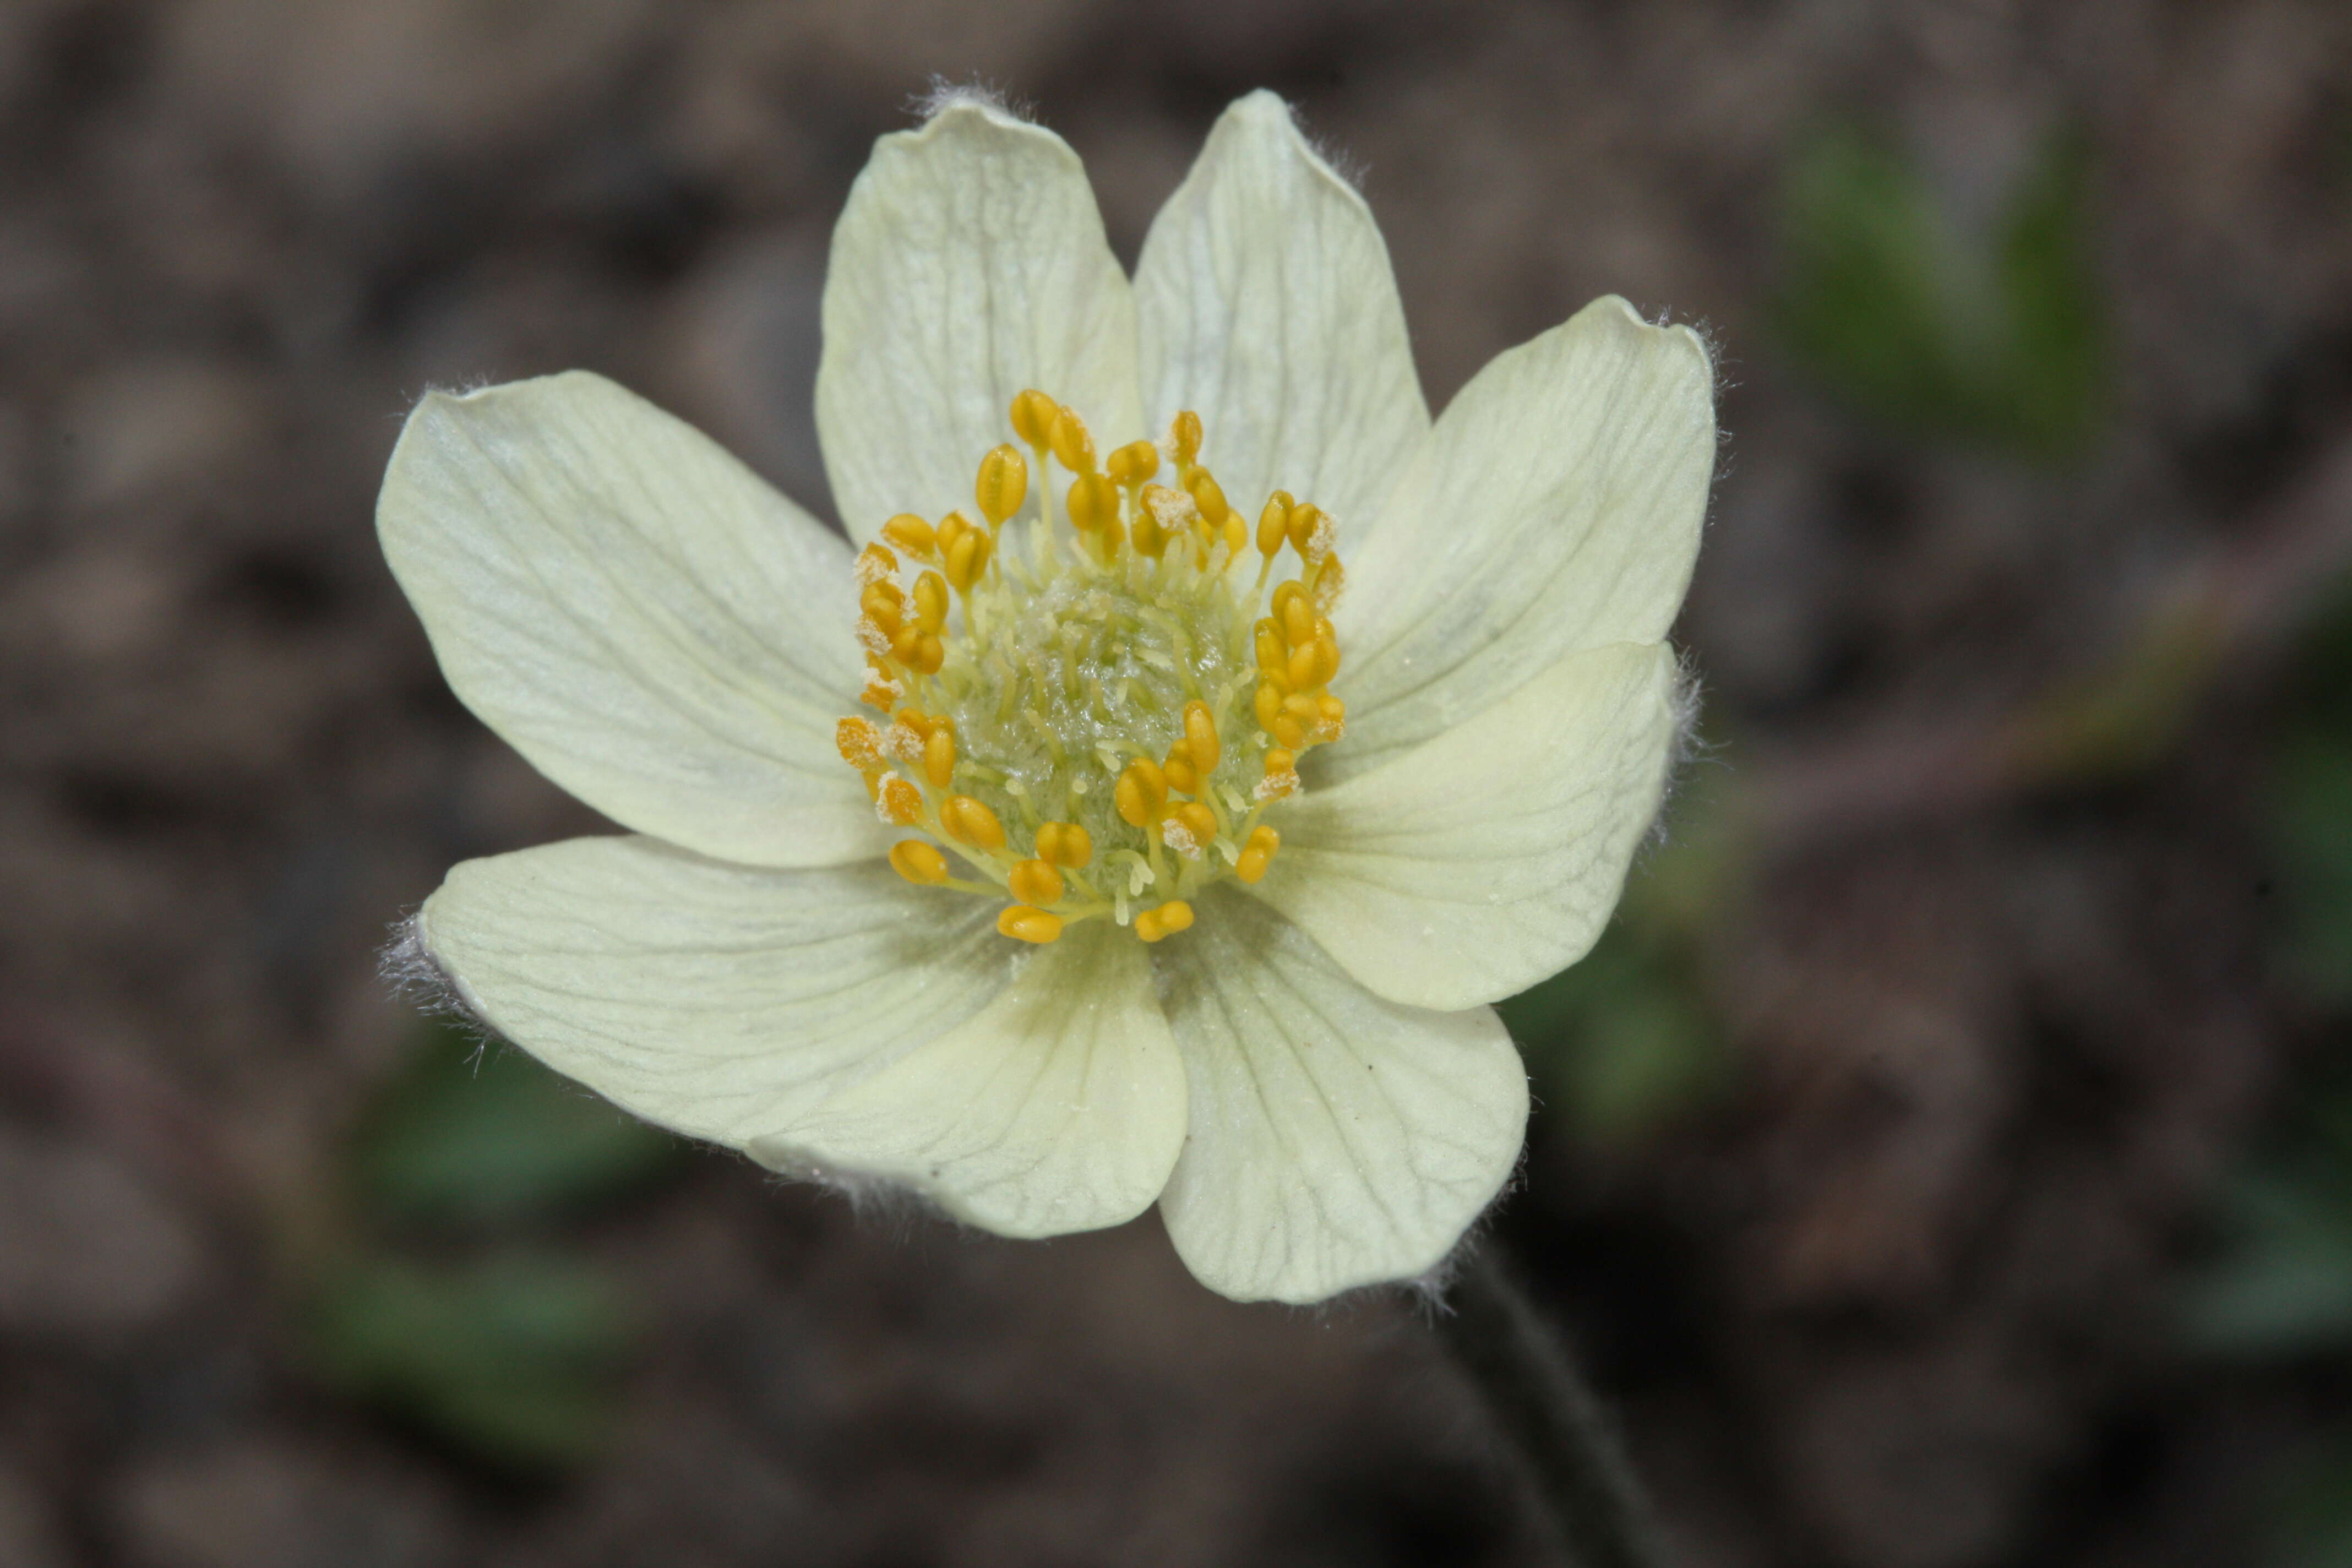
[{"x1": 377, "y1": 90, "x2": 1714, "y2": 1305}]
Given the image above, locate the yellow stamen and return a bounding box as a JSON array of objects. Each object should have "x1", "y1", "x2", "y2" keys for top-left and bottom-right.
[
  {"x1": 1253, "y1": 682, "x2": 1284, "y2": 734},
  {"x1": 1115, "y1": 758, "x2": 1168, "y2": 827},
  {"x1": 1257, "y1": 491, "x2": 1293, "y2": 558},
  {"x1": 1107, "y1": 440, "x2": 1159, "y2": 486},
  {"x1": 834, "y1": 393, "x2": 1350, "y2": 943},
  {"x1": 941, "y1": 794, "x2": 1005, "y2": 851},
  {"x1": 923, "y1": 727, "x2": 956, "y2": 789},
  {"x1": 1163, "y1": 741, "x2": 1199, "y2": 796},
  {"x1": 1235, "y1": 825, "x2": 1279, "y2": 884},
  {"x1": 877, "y1": 774, "x2": 923, "y2": 825},
  {"x1": 1254, "y1": 620, "x2": 1286, "y2": 675},
  {"x1": 1185, "y1": 470, "x2": 1229, "y2": 534},
  {"x1": 912, "y1": 571, "x2": 949, "y2": 634},
  {"x1": 1134, "y1": 900, "x2": 1194, "y2": 943},
  {"x1": 945, "y1": 527, "x2": 990, "y2": 594},
  {"x1": 1171, "y1": 410, "x2": 1202, "y2": 469},
  {"x1": 1010, "y1": 389, "x2": 1060, "y2": 449},
  {"x1": 1036, "y1": 821, "x2": 1093, "y2": 869},
  {"x1": 998, "y1": 905, "x2": 1064, "y2": 944},
  {"x1": 1008, "y1": 858, "x2": 1065, "y2": 907},
  {"x1": 881, "y1": 514, "x2": 937, "y2": 558},
  {"x1": 1066, "y1": 471, "x2": 1118, "y2": 533},
  {"x1": 836, "y1": 716, "x2": 885, "y2": 772},
  {"x1": 891, "y1": 840, "x2": 950, "y2": 885},
  {"x1": 1286, "y1": 503, "x2": 1325, "y2": 558},
  {"x1": 976, "y1": 444, "x2": 1027, "y2": 527},
  {"x1": 1049, "y1": 406, "x2": 1096, "y2": 472},
  {"x1": 1183, "y1": 700, "x2": 1221, "y2": 772},
  {"x1": 1173, "y1": 799, "x2": 1217, "y2": 843}
]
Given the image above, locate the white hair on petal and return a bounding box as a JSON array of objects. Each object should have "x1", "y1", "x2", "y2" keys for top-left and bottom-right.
[
  {"x1": 913, "y1": 76, "x2": 1030, "y2": 125},
  {"x1": 379, "y1": 911, "x2": 491, "y2": 1037}
]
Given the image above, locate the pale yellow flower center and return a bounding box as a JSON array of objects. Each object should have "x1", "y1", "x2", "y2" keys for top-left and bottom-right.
[{"x1": 835, "y1": 391, "x2": 1347, "y2": 945}]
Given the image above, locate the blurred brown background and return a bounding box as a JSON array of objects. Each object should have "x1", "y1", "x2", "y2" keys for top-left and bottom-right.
[{"x1": 6, "y1": 1, "x2": 2352, "y2": 1564}]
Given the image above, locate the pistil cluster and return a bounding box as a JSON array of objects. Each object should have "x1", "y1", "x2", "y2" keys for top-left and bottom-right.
[{"x1": 835, "y1": 390, "x2": 1347, "y2": 945}]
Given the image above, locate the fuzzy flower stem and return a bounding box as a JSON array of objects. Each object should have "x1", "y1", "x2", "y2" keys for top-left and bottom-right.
[{"x1": 1435, "y1": 1244, "x2": 1668, "y2": 1568}]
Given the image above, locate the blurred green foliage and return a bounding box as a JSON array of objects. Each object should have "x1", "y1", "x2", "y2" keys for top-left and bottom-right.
[
  {"x1": 304, "y1": 1018, "x2": 681, "y2": 1471},
  {"x1": 1500, "y1": 923, "x2": 1725, "y2": 1145},
  {"x1": 308, "y1": 1253, "x2": 638, "y2": 1470},
  {"x1": 357, "y1": 1020, "x2": 678, "y2": 1229},
  {"x1": 2179, "y1": 575, "x2": 2352, "y2": 1561},
  {"x1": 1776, "y1": 122, "x2": 2108, "y2": 459},
  {"x1": 1500, "y1": 792, "x2": 1738, "y2": 1145},
  {"x1": 2184, "y1": 1111, "x2": 2352, "y2": 1359}
]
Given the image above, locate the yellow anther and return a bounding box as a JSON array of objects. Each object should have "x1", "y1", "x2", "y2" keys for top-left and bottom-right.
[
  {"x1": 1271, "y1": 712, "x2": 1305, "y2": 749},
  {"x1": 1182, "y1": 700, "x2": 1221, "y2": 772},
  {"x1": 1010, "y1": 389, "x2": 1060, "y2": 449},
  {"x1": 1286, "y1": 503, "x2": 1324, "y2": 557},
  {"x1": 1048, "y1": 406, "x2": 1096, "y2": 472},
  {"x1": 836, "y1": 716, "x2": 885, "y2": 773},
  {"x1": 1254, "y1": 620, "x2": 1286, "y2": 674},
  {"x1": 1035, "y1": 820, "x2": 1093, "y2": 868},
  {"x1": 1271, "y1": 581, "x2": 1310, "y2": 638},
  {"x1": 941, "y1": 794, "x2": 1004, "y2": 851},
  {"x1": 881, "y1": 514, "x2": 937, "y2": 557},
  {"x1": 1316, "y1": 694, "x2": 1346, "y2": 729},
  {"x1": 1008, "y1": 858, "x2": 1065, "y2": 907},
  {"x1": 1163, "y1": 741, "x2": 1199, "y2": 796},
  {"x1": 1107, "y1": 440, "x2": 1159, "y2": 486},
  {"x1": 1257, "y1": 491, "x2": 1294, "y2": 557},
  {"x1": 861, "y1": 582, "x2": 904, "y2": 636},
  {"x1": 1235, "y1": 825, "x2": 1280, "y2": 884},
  {"x1": 1253, "y1": 683, "x2": 1286, "y2": 734},
  {"x1": 1314, "y1": 623, "x2": 1341, "y2": 684},
  {"x1": 1114, "y1": 758, "x2": 1168, "y2": 827},
  {"x1": 1311, "y1": 554, "x2": 1346, "y2": 612},
  {"x1": 854, "y1": 542, "x2": 897, "y2": 584},
  {"x1": 945, "y1": 527, "x2": 991, "y2": 593},
  {"x1": 976, "y1": 443, "x2": 1027, "y2": 527},
  {"x1": 1066, "y1": 471, "x2": 1119, "y2": 533},
  {"x1": 1129, "y1": 492, "x2": 1168, "y2": 558},
  {"x1": 998, "y1": 905, "x2": 1064, "y2": 944},
  {"x1": 1222, "y1": 512, "x2": 1248, "y2": 557},
  {"x1": 890, "y1": 840, "x2": 950, "y2": 886},
  {"x1": 909, "y1": 634, "x2": 945, "y2": 675},
  {"x1": 1284, "y1": 641, "x2": 1319, "y2": 692},
  {"x1": 912, "y1": 571, "x2": 949, "y2": 633},
  {"x1": 923, "y1": 726, "x2": 956, "y2": 789},
  {"x1": 889, "y1": 623, "x2": 923, "y2": 665},
  {"x1": 858, "y1": 665, "x2": 901, "y2": 711},
  {"x1": 877, "y1": 774, "x2": 923, "y2": 825},
  {"x1": 1171, "y1": 801, "x2": 1217, "y2": 848},
  {"x1": 1172, "y1": 410, "x2": 1203, "y2": 469},
  {"x1": 1185, "y1": 469, "x2": 1229, "y2": 532},
  {"x1": 1264, "y1": 748, "x2": 1295, "y2": 777},
  {"x1": 1134, "y1": 900, "x2": 1195, "y2": 944},
  {"x1": 936, "y1": 511, "x2": 970, "y2": 557}
]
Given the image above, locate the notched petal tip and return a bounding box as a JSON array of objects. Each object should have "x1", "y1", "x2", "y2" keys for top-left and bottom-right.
[
  {"x1": 1581, "y1": 292, "x2": 1718, "y2": 384},
  {"x1": 913, "y1": 77, "x2": 1021, "y2": 127}
]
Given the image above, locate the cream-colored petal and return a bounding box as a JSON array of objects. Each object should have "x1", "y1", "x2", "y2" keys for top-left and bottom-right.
[
  {"x1": 1152, "y1": 889, "x2": 1528, "y2": 1304},
  {"x1": 418, "y1": 836, "x2": 1008, "y2": 1150},
  {"x1": 379, "y1": 372, "x2": 881, "y2": 868},
  {"x1": 816, "y1": 98, "x2": 1141, "y2": 545},
  {"x1": 1134, "y1": 90, "x2": 1427, "y2": 529},
  {"x1": 1331, "y1": 296, "x2": 1714, "y2": 782},
  {"x1": 750, "y1": 922, "x2": 1186, "y2": 1239},
  {"x1": 421, "y1": 836, "x2": 1183, "y2": 1240},
  {"x1": 1255, "y1": 641, "x2": 1678, "y2": 1013}
]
